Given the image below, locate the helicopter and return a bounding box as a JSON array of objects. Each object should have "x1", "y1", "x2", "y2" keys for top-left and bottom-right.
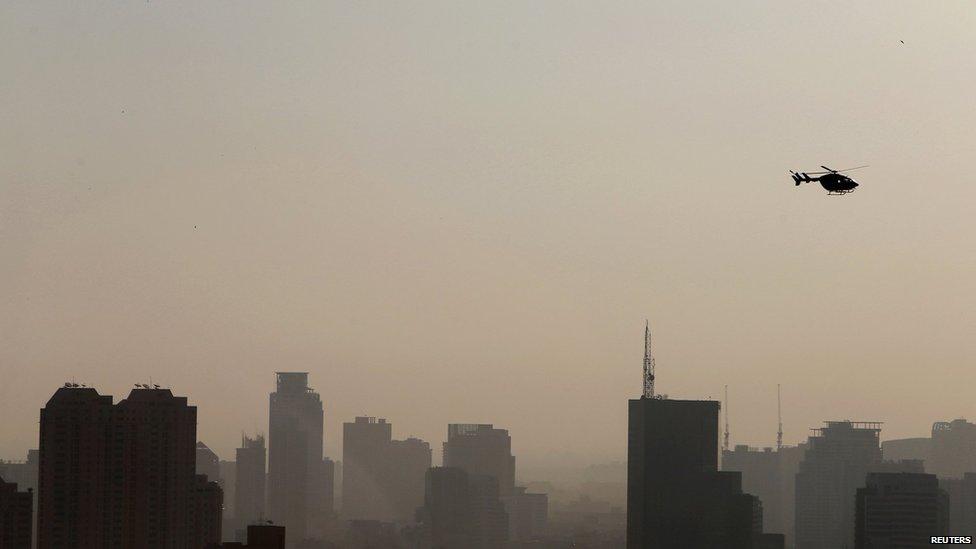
[{"x1": 790, "y1": 165, "x2": 868, "y2": 195}]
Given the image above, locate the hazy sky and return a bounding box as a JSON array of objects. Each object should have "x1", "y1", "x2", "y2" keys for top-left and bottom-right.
[{"x1": 3, "y1": 1, "x2": 976, "y2": 470}]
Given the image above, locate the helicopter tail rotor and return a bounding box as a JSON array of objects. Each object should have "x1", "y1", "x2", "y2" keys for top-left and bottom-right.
[{"x1": 790, "y1": 171, "x2": 809, "y2": 185}]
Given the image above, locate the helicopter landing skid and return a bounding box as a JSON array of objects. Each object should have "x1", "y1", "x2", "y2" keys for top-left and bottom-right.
[{"x1": 826, "y1": 190, "x2": 855, "y2": 195}]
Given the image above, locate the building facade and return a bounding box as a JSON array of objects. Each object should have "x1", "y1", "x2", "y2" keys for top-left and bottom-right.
[
  {"x1": 189, "y1": 474, "x2": 224, "y2": 549},
  {"x1": 235, "y1": 434, "x2": 267, "y2": 528},
  {"x1": 0, "y1": 477, "x2": 32, "y2": 549},
  {"x1": 268, "y1": 372, "x2": 325, "y2": 545},
  {"x1": 215, "y1": 524, "x2": 286, "y2": 549},
  {"x1": 627, "y1": 397, "x2": 765, "y2": 549},
  {"x1": 940, "y1": 473, "x2": 976, "y2": 538},
  {"x1": 0, "y1": 451, "x2": 37, "y2": 549},
  {"x1": 37, "y1": 385, "x2": 213, "y2": 549},
  {"x1": 501, "y1": 486, "x2": 548, "y2": 542},
  {"x1": 342, "y1": 417, "x2": 393, "y2": 521},
  {"x1": 855, "y1": 472, "x2": 948, "y2": 548},
  {"x1": 442, "y1": 424, "x2": 515, "y2": 497},
  {"x1": 342, "y1": 417, "x2": 432, "y2": 523},
  {"x1": 196, "y1": 442, "x2": 221, "y2": 484},
  {"x1": 425, "y1": 466, "x2": 508, "y2": 549},
  {"x1": 722, "y1": 443, "x2": 805, "y2": 546},
  {"x1": 794, "y1": 421, "x2": 883, "y2": 549},
  {"x1": 931, "y1": 419, "x2": 976, "y2": 479}
]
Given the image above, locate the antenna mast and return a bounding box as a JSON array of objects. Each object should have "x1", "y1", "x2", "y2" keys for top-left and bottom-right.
[
  {"x1": 642, "y1": 321, "x2": 655, "y2": 398},
  {"x1": 777, "y1": 384, "x2": 783, "y2": 450},
  {"x1": 723, "y1": 385, "x2": 730, "y2": 452}
]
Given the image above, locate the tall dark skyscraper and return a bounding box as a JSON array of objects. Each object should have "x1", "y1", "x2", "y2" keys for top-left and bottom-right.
[
  {"x1": 794, "y1": 420, "x2": 883, "y2": 549},
  {"x1": 342, "y1": 417, "x2": 432, "y2": 523},
  {"x1": 0, "y1": 477, "x2": 33, "y2": 549},
  {"x1": 627, "y1": 397, "x2": 762, "y2": 548},
  {"x1": 235, "y1": 434, "x2": 267, "y2": 528},
  {"x1": 268, "y1": 372, "x2": 325, "y2": 546},
  {"x1": 627, "y1": 325, "x2": 769, "y2": 549},
  {"x1": 37, "y1": 386, "x2": 115, "y2": 549},
  {"x1": 442, "y1": 424, "x2": 515, "y2": 497},
  {"x1": 855, "y1": 473, "x2": 948, "y2": 548},
  {"x1": 38, "y1": 385, "x2": 208, "y2": 549},
  {"x1": 115, "y1": 388, "x2": 199, "y2": 548}
]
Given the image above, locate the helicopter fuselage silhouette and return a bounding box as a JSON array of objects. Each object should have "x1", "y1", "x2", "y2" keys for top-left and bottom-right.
[{"x1": 790, "y1": 166, "x2": 866, "y2": 195}]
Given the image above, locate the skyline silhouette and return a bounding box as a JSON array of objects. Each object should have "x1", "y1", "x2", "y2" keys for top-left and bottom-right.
[{"x1": 9, "y1": 359, "x2": 972, "y2": 548}]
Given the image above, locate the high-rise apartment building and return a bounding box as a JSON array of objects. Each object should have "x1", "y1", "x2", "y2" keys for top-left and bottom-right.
[
  {"x1": 37, "y1": 385, "x2": 214, "y2": 549},
  {"x1": 37, "y1": 386, "x2": 115, "y2": 549},
  {"x1": 114, "y1": 388, "x2": 199, "y2": 548}
]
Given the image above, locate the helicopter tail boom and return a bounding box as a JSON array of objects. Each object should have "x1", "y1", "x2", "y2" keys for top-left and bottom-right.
[{"x1": 790, "y1": 171, "x2": 816, "y2": 185}]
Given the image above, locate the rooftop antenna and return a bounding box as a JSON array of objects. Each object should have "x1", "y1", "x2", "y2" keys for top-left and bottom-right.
[
  {"x1": 777, "y1": 384, "x2": 783, "y2": 450},
  {"x1": 642, "y1": 320, "x2": 655, "y2": 398},
  {"x1": 723, "y1": 385, "x2": 730, "y2": 452}
]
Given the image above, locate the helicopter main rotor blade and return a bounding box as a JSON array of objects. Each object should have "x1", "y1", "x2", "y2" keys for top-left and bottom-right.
[
  {"x1": 821, "y1": 165, "x2": 836, "y2": 173},
  {"x1": 834, "y1": 165, "x2": 869, "y2": 173}
]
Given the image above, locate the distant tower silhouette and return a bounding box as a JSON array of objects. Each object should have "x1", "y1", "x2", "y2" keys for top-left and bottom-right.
[
  {"x1": 777, "y1": 384, "x2": 783, "y2": 451},
  {"x1": 268, "y1": 372, "x2": 325, "y2": 546},
  {"x1": 642, "y1": 321, "x2": 655, "y2": 399},
  {"x1": 723, "y1": 385, "x2": 730, "y2": 452}
]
